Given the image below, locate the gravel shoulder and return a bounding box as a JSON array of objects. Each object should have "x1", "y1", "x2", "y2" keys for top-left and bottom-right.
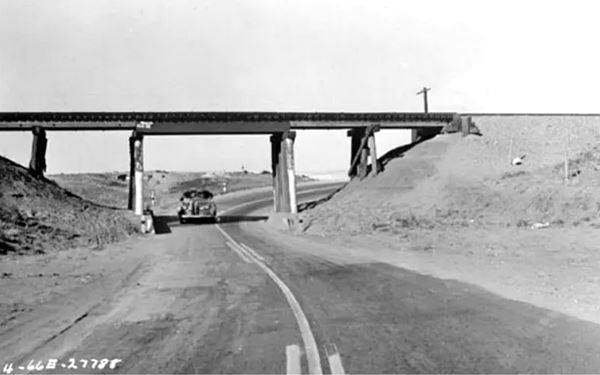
[{"x1": 252, "y1": 220, "x2": 600, "y2": 327}]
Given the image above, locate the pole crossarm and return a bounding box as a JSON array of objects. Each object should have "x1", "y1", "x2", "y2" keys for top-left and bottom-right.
[
  {"x1": 416, "y1": 87, "x2": 431, "y2": 113},
  {"x1": 416, "y1": 87, "x2": 431, "y2": 95}
]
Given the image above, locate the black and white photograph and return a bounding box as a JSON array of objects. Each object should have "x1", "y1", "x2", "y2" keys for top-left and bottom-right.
[{"x1": 1, "y1": 0, "x2": 600, "y2": 373}]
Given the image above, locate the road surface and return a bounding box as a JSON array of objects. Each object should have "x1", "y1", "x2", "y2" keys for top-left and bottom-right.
[{"x1": 3, "y1": 183, "x2": 600, "y2": 374}]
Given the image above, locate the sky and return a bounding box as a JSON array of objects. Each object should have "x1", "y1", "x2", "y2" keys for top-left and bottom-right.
[{"x1": 1, "y1": 0, "x2": 599, "y2": 174}]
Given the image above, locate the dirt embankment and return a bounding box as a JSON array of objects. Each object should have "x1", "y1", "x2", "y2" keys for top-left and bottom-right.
[
  {"x1": 296, "y1": 115, "x2": 600, "y2": 324},
  {"x1": 301, "y1": 116, "x2": 600, "y2": 235},
  {"x1": 0, "y1": 156, "x2": 139, "y2": 255}
]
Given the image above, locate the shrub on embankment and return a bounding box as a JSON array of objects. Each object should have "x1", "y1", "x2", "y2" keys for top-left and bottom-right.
[{"x1": 0, "y1": 156, "x2": 139, "y2": 255}]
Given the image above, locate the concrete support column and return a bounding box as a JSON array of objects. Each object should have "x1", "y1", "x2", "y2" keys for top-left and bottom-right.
[
  {"x1": 411, "y1": 129, "x2": 419, "y2": 144},
  {"x1": 451, "y1": 113, "x2": 462, "y2": 132},
  {"x1": 358, "y1": 147, "x2": 369, "y2": 179},
  {"x1": 276, "y1": 131, "x2": 297, "y2": 213},
  {"x1": 368, "y1": 132, "x2": 379, "y2": 175},
  {"x1": 270, "y1": 131, "x2": 297, "y2": 213},
  {"x1": 127, "y1": 133, "x2": 136, "y2": 210},
  {"x1": 133, "y1": 134, "x2": 144, "y2": 216},
  {"x1": 461, "y1": 116, "x2": 472, "y2": 136},
  {"x1": 283, "y1": 131, "x2": 297, "y2": 214},
  {"x1": 348, "y1": 127, "x2": 365, "y2": 178},
  {"x1": 270, "y1": 133, "x2": 282, "y2": 212},
  {"x1": 28, "y1": 127, "x2": 47, "y2": 178},
  {"x1": 349, "y1": 125, "x2": 380, "y2": 179}
]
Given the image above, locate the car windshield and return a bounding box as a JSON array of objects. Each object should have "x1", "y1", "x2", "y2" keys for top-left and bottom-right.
[{"x1": 182, "y1": 190, "x2": 213, "y2": 200}]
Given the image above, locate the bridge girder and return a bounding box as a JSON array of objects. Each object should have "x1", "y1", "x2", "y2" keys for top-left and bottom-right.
[{"x1": 0, "y1": 111, "x2": 456, "y2": 133}]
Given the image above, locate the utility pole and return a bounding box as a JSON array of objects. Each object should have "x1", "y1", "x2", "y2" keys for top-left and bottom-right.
[{"x1": 416, "y1": 87, "x2": 431, "y2": 113}]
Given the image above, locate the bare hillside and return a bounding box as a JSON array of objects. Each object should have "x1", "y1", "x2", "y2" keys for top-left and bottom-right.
[
  {"x1": 0, "y1": 157, "x2": 138, "y2": 255},
  {"x1": 300, "y1": 115, "x2": 600, "y2": 235}
]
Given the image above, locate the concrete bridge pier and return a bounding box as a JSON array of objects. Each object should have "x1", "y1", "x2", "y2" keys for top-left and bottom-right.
[
  {"x1": 411, "y1": 129, "x2": 419, "y2": 144},
  {"x1": 348, "y1": 127, "x2": 365, "y2": 178},
  {"x1": 461, "y1": 116, "x2": 473, "y2": 136},
  {"x1": 284, "y1": 131, "x2": 298, "y2": 214},
  {"x1": 127, "y1": 134, "x2": 135, "y2": 210},
  {"x1": 348, "y1": 125, "x2": 380, "y2": 179},
  {"x1": 28, "y1": 126, "x2": 47, "y2": 178},
  {"x1": 368, "y1": 130, "x2": 380, "y2": 175},
  {"x1": 270, "y1": 131, "x2": 297, "y2": 213},
  {"x1": 128, "y1": 131, "x2": 144, "y2": 215},
  {"x1": 270, "y1": 133, "x2": 282, "y2": 212}
]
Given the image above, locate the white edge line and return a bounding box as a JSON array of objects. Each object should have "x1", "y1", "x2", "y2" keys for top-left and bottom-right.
[
  {"x1": 286, "y1": 344, "x2": 302, "y2": 375},
  {"x1": 241, "y1": 243, "x2": 266, "y2": 262},
  {"x1": 250, "y1": 253, "x2": 323, "y2": 375},
  {"x1": 230, "y1": 240, "x2": 255, "y2": 260},
  {"x1": 214, "y1": 187, "x2": 341, "y2": 374},
  {"x1": 326, "y1": 352, "x2": 345, "y2": 375},
  {"x1": 225, "y1": 241, "x2": 251, "y2": 263},
  {"x1": 215, "y1": 224, "x2": 238, "y2": 244},
  {"x1": 215, "y1": 224, "x2": 323, "y2": 375}
]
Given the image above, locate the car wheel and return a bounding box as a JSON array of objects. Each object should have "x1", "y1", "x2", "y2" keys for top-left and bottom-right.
[{"x1": 179, "y1": 218, "x2": 186, "y2": 224}]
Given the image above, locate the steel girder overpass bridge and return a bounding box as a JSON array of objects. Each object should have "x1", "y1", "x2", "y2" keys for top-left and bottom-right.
[{"x1": 0, "y1": 111, "x2": 473, "y2": 215}]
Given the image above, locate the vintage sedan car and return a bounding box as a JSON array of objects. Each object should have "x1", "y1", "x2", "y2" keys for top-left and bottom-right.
[{"x1": 177, "y1": 189, "x2": 217, "y2": 223}]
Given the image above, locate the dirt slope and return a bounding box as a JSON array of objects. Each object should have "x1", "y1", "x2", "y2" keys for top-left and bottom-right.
[
  {"x1": 301, "y1": 115, "x2": 600, "y2": 235},
  {"x1": 0, "y1": 156, "x2": 138, "y2": 255}
]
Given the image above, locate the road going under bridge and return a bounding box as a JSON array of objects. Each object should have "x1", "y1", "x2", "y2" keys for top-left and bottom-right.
[{"x1": 0, "y1": 111, "x2": 474, "y2": 215}]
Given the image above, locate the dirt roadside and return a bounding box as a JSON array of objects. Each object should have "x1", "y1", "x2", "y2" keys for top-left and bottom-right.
[
  {"x1": 9, "y1": 220, "x2": 298, "y2": 374},
  {"x1": 0, "y1": 187, "x2": 304, "y2": 370},
  {"x1": 0, "y1": 236, "x2": 147, "y2": 362},
  {"x1": 248, "y1": 210, "x2": 600, "y2": 327},
  {"x1": 283, "y1": 116, "x2": 600, "y2": 328}
]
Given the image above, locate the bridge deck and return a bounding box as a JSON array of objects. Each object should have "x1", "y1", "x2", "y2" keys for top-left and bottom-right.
[{"x1": 0, "y1": 112, "x2": 456, "y2": 134}]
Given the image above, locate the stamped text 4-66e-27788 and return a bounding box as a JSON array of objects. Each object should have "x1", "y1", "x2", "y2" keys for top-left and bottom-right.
[{"x1": 2, "y1": 358, "x2": 122, "y2": 374}]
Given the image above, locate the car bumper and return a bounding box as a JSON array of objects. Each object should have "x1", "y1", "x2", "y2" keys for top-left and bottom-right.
[
  {"x1": 178, "y1": 208, "x2": 216, "y2": 218},
  {"x1": 179, "y1": 213, "x2": 215, "y2": 218}
]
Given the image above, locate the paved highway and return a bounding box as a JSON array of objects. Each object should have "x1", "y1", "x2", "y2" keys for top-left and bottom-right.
[
  {"x1": 221, "y1": 187, "x2": 600, "y2": 373},
  {"x1": 8, "y1": 183, "x2": 600, "y2": 374}
]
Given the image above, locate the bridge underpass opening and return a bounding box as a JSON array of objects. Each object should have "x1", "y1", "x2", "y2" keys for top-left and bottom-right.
[
  {"x1": 127, "y1": 130, "x2": 421, "y2": 216},
  {"x1": 137, "y1": 126, "x2": 457, "y2": 216},
  {"x1": 141, "y1": 133, "x2": 297, "y2": 216},
  {"x1": 136, "y1": 129, "x2": 418, "y2": 216},
  {"x1": 0, "y1": 127, "x2": 419, "y2": 217},
  {"x1": 0, "y1": 111, "x2": 467, "y2": 216},
  {"x1": 293, "y1": 129, "x2": 414, "y2": 182}
]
